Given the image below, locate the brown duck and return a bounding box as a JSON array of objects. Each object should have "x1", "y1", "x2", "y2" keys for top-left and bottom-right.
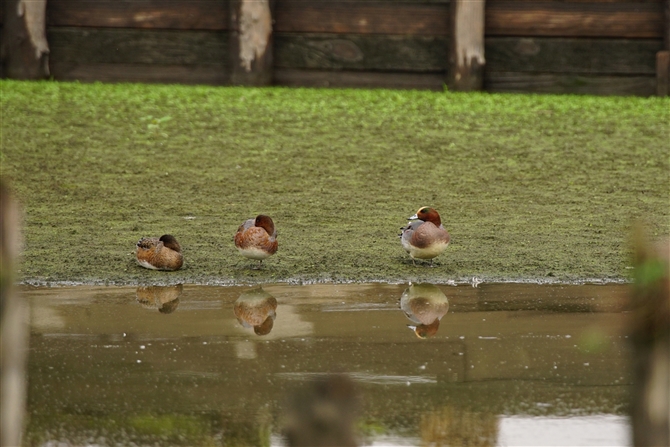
[{"x1": 135, "y1": 234, "x2": 183, "y2": 271}]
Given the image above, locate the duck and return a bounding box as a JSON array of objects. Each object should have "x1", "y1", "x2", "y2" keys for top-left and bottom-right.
[
  {"x1": 234, "y1": 287, "x2": 278, "y2": 335},
  {"x1": 400, "y1": 283, "x2": 450, "y2": 338},
  {"x1": 400, "y1": 206, "x2": 450, "y2": 265},
  {"x1": 135, "y1": 234, "x2": 184, "y2": 271},
  {"x1": 234, "y1": 214, "x2": 278, "y2": 266}
]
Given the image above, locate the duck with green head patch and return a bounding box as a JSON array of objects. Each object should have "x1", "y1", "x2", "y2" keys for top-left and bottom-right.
[{"x1": 400, "y1": 206, "x2": 451, "y2": 265}]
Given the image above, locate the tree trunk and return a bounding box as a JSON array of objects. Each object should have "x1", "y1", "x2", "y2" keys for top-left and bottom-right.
[
  {"x1": 229, "y1": 0, "x2": 273, "y2": 86},
  {"x1": 1, "y1": 0, "x2": 50, "y2": 79},
  {"x1": 448, "y1": 0, "x2": 485, "y2": 91}
]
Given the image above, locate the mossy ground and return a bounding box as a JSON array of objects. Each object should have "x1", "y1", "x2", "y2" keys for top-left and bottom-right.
[{"x1": 1, "y1": 80, "x2": 668, "y2": 285}]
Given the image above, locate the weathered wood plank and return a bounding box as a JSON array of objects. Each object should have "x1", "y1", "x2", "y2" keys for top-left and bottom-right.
[
  {"x1": 275, "y1": 1, "x2": 450, "y2": 36},
  {"x1": 665, "y1": 0, "x2": 670, "y2": 50},
  {"x1": 448, "y1": 0, "x2": 485, "y2": 91},
  {"x1": 486, "y1": 37, "x2": 662, "y2": 75},
  {"x1": 46, "y1": 0, "x2": 227, "y2": 30},
  {"x1": 47, "y1": 27, "x2": 228, "y2": 66},
  {"x1": 486, "y1": 0, "x2": 662, "y2": 3},
  {"x1": 275, "y1": 33, "x2": 448, "y2": 71},
  {"x1": 274, "y1": 68, "x2": 445, "y2": 90},
  {"x1": 487, "y1": 2, "x2": 664, "y2": 38},
  {"x1": 657, "y1": 50, "x2": 669, "y2": 95},
  {"x1": 485, "y1": 72, "x2": 657, "y2": 95},
  {"x1": 2, "y1": 0, "x2": 50, "y2": 79},
  {"x1": 49, "y1": 62, "x2": 228, "y2": 84},
  {"x1": 229, "y1": 0, "x2": 274, "y2": 85}
]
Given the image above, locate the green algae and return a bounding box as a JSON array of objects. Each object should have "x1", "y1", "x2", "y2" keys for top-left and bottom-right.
[{"x1": 0, "y1": 80, "x2": 668, "y2": 285}]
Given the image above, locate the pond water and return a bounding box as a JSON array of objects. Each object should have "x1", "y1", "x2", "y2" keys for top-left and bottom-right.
[{"x1": 22, "y1": 283, "x2": 632, "y2": 446}]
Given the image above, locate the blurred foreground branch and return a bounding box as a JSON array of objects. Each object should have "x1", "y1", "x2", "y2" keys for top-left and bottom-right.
[
  {"x1": 1, "y1": 180, "x2": 26, "y2": 447},
  {"x1": 629, "y1": 225, "x2": 669, "y2": 447},
  {"x1": 282, "y1": 374, "x2": 360, "y2": 447}
]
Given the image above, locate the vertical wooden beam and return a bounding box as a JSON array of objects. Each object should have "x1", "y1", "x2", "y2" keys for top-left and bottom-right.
[
  {"x1": 1, "y1": 0, "x2": 49, "y2": 79},
  {"x1": 448, "y1": 0, "x2": 485, "y2": 91},
  {"x1": 657, "y1": 51, "x2": 669, "y2": 97},
  {"x1": 658, "y1": 0, "x2": 670, "y2": 96},
  {"x1": 229, "y1": 0, "x2": 274, "y2": 86}
]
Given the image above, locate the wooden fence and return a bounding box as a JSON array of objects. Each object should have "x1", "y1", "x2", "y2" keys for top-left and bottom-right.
[{"x1": 1, "y1": 0, "x2": 668, "y2": 95}]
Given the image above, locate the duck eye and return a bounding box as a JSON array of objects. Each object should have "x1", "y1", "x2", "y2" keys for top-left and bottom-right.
[{"x1": 420, "y1": 208, "x2": 428, "y2": 214}]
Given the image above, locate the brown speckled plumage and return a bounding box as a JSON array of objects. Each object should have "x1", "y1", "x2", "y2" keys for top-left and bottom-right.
[
  {"x1": 135, "y1": 234, "x2": 183, "y2": 271},
  {"x1": 234, "y1": 215, "x2": 278, "y2": 265}
]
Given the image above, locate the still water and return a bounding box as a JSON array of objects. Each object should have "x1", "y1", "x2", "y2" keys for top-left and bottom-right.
[{"x1": 23, "y1": 283, "x2": 631, "y2": 446}]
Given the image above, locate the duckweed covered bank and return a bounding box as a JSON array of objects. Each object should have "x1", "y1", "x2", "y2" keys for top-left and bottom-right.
[{"x1": 1, "y1": 81, "x2": 668, "y2": 285}]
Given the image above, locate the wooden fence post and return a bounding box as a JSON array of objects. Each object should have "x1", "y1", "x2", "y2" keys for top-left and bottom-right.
[
  {"x1": 448, "y1": 0, "x2": 485, "y2": 91},
  {"x1": 229, "y1": 0, "x2": 274, "y2": 86},
  {"x1": 1, "y1": 0, "x2": 49, "y2": 79},
  {"x1": 658, "y1": 51, "x2": 669, "y2": 97},
  {"x1": 657, "y1": 0, "x2": 670, "y2": 96}
]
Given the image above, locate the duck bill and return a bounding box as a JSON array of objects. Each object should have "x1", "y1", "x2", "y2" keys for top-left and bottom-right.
[
  {"x1": 407, "y1": 325, "x2": 426, "y2": 339},
  {"x1": 408, "y1": 214, "x2": 418, "y2": 220}
]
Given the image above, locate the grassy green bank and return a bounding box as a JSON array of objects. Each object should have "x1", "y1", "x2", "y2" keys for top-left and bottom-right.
[{"x1": 1, "y1": 80, "x2": 668, "y2": 285}]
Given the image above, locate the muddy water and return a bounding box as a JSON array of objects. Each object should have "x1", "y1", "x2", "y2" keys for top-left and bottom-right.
[{"x1": 22, "y1": 283, "x2": 631, "y2": 446}]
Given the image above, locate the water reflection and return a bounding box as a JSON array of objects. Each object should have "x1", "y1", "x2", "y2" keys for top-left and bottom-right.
[
  {"x1": 135, "y1": 284, "x2": 182, "y2": 314},
  {"x1": 234, "y1": 287, "x2": 278, "y2": 336},
  {"x1": 400, "y1": 283, "x2": 449, "y2": 338},
  {"x1": 420, "y1": 407, "x2": 497, "y2": 446},
  {"x1": 23, "y1": 283, "x2": 632, "y2": 447}
]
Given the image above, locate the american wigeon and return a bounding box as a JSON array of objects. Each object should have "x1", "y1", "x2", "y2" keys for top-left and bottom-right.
[
  {"x1": 135, "y1": 234, "x2": 184, "y2": 271},
  {"x1": 400, "y1": 283, "x2": 450, "y2": 338},
  {"x1": 234, "y1": 214, "x2": 278, "y2": 266},
  {"x1": 400, "y1": 206, "x2": 450, "y2": 265}
]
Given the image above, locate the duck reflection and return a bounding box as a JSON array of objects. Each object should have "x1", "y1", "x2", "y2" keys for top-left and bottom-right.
[
  {"x1": 234, "y1": 287, "x2": 278, "y2": 336},
  {"x1": 135, "y1": 284, "x2": 182, "y2": 314},
  {"x1": 400, "y1": 283, "x2": 449, "y2": 338}
]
